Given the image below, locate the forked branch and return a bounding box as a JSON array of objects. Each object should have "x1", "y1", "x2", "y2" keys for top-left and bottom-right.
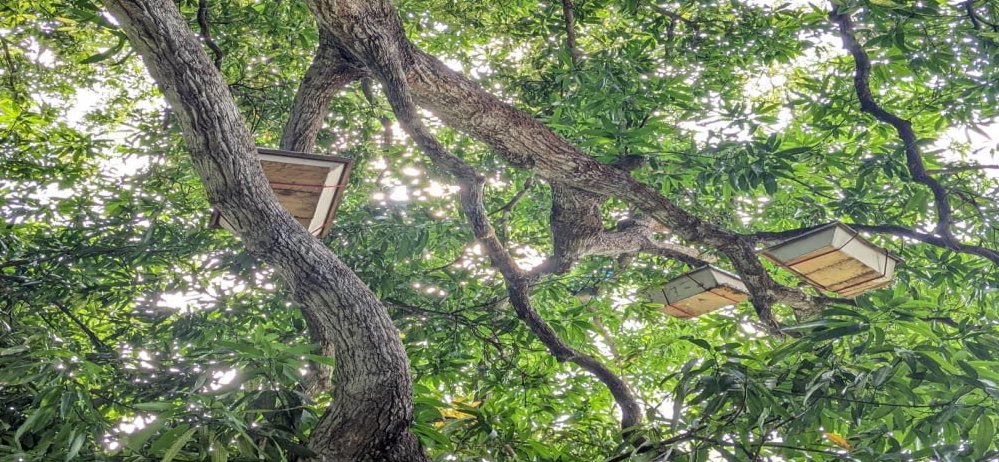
[{"x1": 315, "y1": 8, "x2": 646, "y2": 433}]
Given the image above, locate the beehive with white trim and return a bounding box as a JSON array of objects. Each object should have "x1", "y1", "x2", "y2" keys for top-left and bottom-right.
[
  {"x1": 645, "y1": 266, "x2": 750, "y2": 319},
  {"x1": 210, "y1": 148, "x2": 352, "y2": 238},
  {"x1": 760, "y1": 223, "x2": 900, "y2": 298}
]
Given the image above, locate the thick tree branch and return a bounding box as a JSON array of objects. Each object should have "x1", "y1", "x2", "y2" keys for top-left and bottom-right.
[
  {"x1": 308, "y1": 0, "x2": 844, "y2": 329},
  {"x1": 277, "y1": 30, "x2": 366, "y2": 397},
  {"x1": 386, "y1": 34, "x2": 803, "y2": 331},
  {"x1": 530, "y1": 177, "x2": 710, "y2": 278},
  {"x1": 829, "y1": 6, "x2": 955, "y2": 240},
  {"x1": 313, "y1": 4, "x2": 646, "y2": 434},
  {"x1": 280, "y1": 30, "x2": 365, "y2": 152},
  {"x1": 584, "y1": 218, "x2": 712, "y2": 264},
  {"x1": 104, "y1": 1, "x2": 425, "y2": 460}
]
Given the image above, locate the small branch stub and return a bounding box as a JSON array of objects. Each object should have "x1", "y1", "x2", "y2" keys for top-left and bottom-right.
[
  {"x1": 210, "y1": 148, "x2": 353, "y2": 238},
  {"x1": 760, "y1": 223, "x2": 900, "y2": 298},
  {"x1": 644, "y1": 265, "x2": 750, "y2": 319}
]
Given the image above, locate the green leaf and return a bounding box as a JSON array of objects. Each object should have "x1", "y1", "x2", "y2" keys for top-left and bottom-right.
[
  {"x1": 124, "y1": 414, "x2": 169, "y2": 452},
  {"x1": 149, "y1": 424, "x2": 191, "y2": 454},
  {"x1": 65, "y1": 430, "x2": 86, "y2": 461},
  {"x1": 974, "y1": 417, "x2": 994, "y2": 458},
  {"x1": 809, "y1": 323, "x2": 868, "y2": 341},
  {"x1": 1, "y1": 344, "x2": 30, "y2": 356},
  {"x1": 161, "y1": 426, "x2": 196, "y2": 462}
]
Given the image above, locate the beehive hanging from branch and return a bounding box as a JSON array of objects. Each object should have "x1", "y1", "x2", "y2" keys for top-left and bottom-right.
[
  {"x1": 210, "y1": 148, "x2": 353, "y2": 238},
  {"x1": 644, "y1": 266, "x2": 750, "y2": 319},
  {"x1": 760, "y1": 223, "x2": 900, "y2": 298}
]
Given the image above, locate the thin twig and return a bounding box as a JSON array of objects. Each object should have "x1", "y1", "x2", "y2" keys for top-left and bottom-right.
[
  {"x1": 52, "y1": 303, "x2": 110, "y2": 351},
  {"x1": 197, "y1": 0, "x2": 224, "y2": 69},
  {"x1": 926, "y1": 164, "x2": 999, "y2": 174},
  {"x1": 361, "y1": 77, "x2": 394, "y2": 148},
  {"x1": 560, "y1": 0, "x2": 581, "y2": 66}
]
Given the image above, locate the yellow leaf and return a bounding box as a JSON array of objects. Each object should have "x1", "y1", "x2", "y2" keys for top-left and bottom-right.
[
  {"x1": 439, "y1": 408, "x2": 474, "y2": 420},
  {"x1": 823, "y1": 432, "x2": 853, "y2": 450},
  {"x1": 452, "y1": 397, "x2": 481, "y2": 407}
]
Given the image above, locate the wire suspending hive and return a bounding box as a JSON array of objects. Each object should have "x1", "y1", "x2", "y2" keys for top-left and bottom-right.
[
  {"x1": 210, "y1": 148, "x2": 353, "y2": 238},
  {"x1": 760, "y1": 223, "x2": 900, "y2": 298},
  {"x1": 645, "y1": 266, "x2": 750, "y2": 319}
]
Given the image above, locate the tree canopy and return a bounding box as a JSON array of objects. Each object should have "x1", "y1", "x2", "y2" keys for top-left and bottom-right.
[{"x1": 2, "y1": 0, "x2": 999, "y2": 460}]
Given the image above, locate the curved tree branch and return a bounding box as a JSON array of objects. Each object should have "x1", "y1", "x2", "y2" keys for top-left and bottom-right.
[
  {"x1": 390, "y1": 41, "x2": 799, "y2": 332},
  {"x1": 829, "y1": 5, "x2": 955, "y2": 240},
  {"x1": 533, "y1": 158, "x2": 709, "y2": 277},
  {"x1": 103, "y1": 1, "x2": 426, "y2": 460},
  {"x1": 531, "y1": 184, "x2": 713, "y2": 278},
  {"x1": 310, "y1": 2, "x2": 645, "y2": 435},
  {"x1": 306, "y1": 0, "x2": 835, "y2": 329},
  {"x1": 277, "y1": 29, "x2": 365, "y2": 397},
  {"x1": 280, "y1": 30, "x2": 365, "y2": 152},
  {"x1": 195, "y1": 0, "x2": 223, "y2": 69}
]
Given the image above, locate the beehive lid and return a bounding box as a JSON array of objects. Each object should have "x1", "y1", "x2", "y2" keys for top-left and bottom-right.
[
  {"x1": 760, "y1": 223, "x2": 901, "y2": 298},
  {"x1": 645, "y1": 266, "x2": 750, "y2": 319},
  {"x1": 210, "y1": 148, "x2": 353, "y2": 238}
]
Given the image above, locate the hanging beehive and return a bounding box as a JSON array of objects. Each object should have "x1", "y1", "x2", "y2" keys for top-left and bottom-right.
[
  {"x1": 760, "y1": 223, "x2": 900, "y2": 298},
  {"x1": 645, "y1": 266, "x2": 750, "y2": 319},
  {"x1": 210, "y1": 148, "x2": 353, "y2": 238}
]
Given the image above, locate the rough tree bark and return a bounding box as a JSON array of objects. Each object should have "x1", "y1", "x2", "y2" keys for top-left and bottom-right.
[
  {"x1": 303, "y1": 0, "x2": 652, "y2": 437},
  {"x1": 278, "y1": 32, "x2": 365, "y2": 397},
  {"x1": 102, "y1": 1, "x2": 428, "y2": 460},
  {"x1": 281, "y1": 31, "x2": 366, "y2": 154}
]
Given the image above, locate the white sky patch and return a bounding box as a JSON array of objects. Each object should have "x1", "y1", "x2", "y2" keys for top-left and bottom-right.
[
  {"x1": 933, "y1": 120, "x2": 999, "y2": 177},
  {"x1": 389, "y1": 185, "x2": 410, "y2": 201},
  {"x1": 511, "y1": 245, "x2": 546, "y2": 270},
  {"x1": 116, "y1": 414, "x2": 154, "y2": 434},
  {"x1": 206, "y1": 368, "x2": 239, "y2": 391}
]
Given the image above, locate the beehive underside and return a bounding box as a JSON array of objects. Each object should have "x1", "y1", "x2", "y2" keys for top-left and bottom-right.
[
  {"x1": 261, "y1": 160, "x2": 328, "y2": 229},
  {"x1": 786, "y1": 246, "x2": 888, "y2": 297},
  {"x1": 664, "y1": 285, "x2": 749, "y2": 319}
]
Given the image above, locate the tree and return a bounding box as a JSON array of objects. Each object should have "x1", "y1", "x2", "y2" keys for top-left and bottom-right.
[{"x1": 1, "y1": 0, "x2": 998, "y2": 460}]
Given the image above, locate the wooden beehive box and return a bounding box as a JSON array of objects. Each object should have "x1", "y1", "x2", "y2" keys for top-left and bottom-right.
[
  {"x1": 645, "y1": 266, "x2": 750, "y2": 319},
  {"x1": 760, "y1": 223, "x2": 900, "y2": 298},
  {"x1": 210, "y1": 148, "x2": 352, "y2": 238}
]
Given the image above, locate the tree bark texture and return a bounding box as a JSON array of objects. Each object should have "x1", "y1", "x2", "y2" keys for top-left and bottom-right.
[
  {"x1": 279, "y1": 32, "x2": 366, "y2": 398},
  {"x1": 301, "y1": 0, "x2": 649, "y2": 436},
  {"x1": 280, "y1": 31, "x2": 366, "y2": 153},
  {"x1": 102, "y1": 1, "x2": 427, "y2": 460}
]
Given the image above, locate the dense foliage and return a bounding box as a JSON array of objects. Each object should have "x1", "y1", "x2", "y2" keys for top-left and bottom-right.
[{"x1": 2, "y1": 0, "x2": 999, "y2": 460}]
